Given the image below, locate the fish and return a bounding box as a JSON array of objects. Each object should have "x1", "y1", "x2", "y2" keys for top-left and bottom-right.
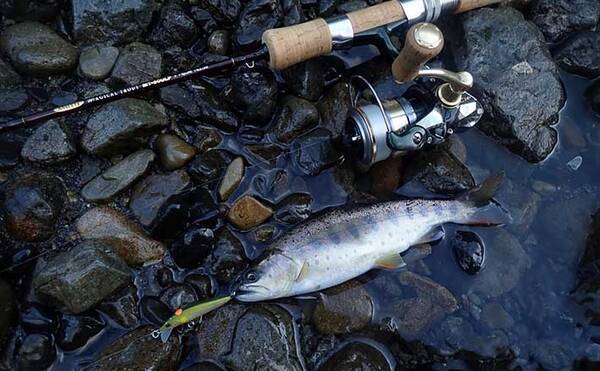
[
  {"x1": 156, "y1": 296, "x2": 231, "y2": 342},
  {"x1": 235, "y1": 174, "x2": 509, "y2": 302}
]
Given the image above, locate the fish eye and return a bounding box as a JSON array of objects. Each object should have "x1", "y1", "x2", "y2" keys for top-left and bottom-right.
[{"x1": 245, "y1": 271, "x2": 258, "y2": 282}]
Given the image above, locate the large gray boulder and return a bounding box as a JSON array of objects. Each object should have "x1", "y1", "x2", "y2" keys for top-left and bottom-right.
[
  {"x1": 0, "y1": 22, "x2": 79, "y2": 76},
  {"x1": 33, "y1": 241, "x2": 131, "y2": 314},
  {"x1": 81, "y1": 98, "x2": 167, "y2": 156},
  {"x1": 70, "y1": 0, "x2": 156, "y2": 46},
  {"x1": 450, "y1": 7, "x2": 565, "y2": 163}
]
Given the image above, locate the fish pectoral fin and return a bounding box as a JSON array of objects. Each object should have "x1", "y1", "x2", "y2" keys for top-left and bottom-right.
[
  {"x1": 414, "y1": 226, "x2": 445, "y2": 245},
  {"x1": 295, "y1": 260, "x2": 310, "y2": 282},
  {"x1": 375, "y1": 253, "x2": 407, "y2": 270}
]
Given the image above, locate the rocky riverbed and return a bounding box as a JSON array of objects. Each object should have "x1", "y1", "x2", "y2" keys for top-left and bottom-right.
[{"x1": 0, "y1": 0, "x2": 599, "y2": 370}]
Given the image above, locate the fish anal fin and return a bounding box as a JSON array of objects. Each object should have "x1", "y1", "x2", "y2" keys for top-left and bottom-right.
[
  {"x1": 375, "y1": 253, "x2": 406, "y2": 270},
  {"x1": 414, "y1": 226, "x2": 444, "y2": 245},
  {"x1": 295, "y1": 261, "x2": 310, "y2": 282}
]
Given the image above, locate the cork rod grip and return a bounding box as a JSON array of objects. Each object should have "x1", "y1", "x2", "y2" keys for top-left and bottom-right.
[
  {"x1": 392, "y1": 23, "x2": 444, "y2": 82},
  {"x1": 455, "y1": 0, "x2": 503, "y2": 13},
  {"x1": 263, "y1": 1, "x2": 405, "y2": 70}
]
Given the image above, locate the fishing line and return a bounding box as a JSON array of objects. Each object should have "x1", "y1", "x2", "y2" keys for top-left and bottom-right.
[{"x1": 0, "y1": 137, "x2": 343, "y2": 274}]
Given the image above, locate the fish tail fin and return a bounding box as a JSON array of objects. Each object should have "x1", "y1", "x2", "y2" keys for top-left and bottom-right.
[{"x1": 456, "y1": 173, "x2": 511, "y2": 226}]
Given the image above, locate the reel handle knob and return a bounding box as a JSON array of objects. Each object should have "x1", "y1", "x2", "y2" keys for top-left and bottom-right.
[{"x1": 392, "y1": 22, "x2": 444, "y2": 83}]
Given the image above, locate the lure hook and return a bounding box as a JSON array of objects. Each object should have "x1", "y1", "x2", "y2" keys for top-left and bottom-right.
[
  {"x1": 151, "y1": 329, "x2": 161, "y2": 339},
  {"x1": 245, "y1": 61, "x2": 255, "y2": 69}
]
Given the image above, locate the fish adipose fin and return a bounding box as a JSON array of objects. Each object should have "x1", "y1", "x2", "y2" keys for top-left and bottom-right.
[
  {"x1": 457, "y1": 173, "x2": 512, "y2": 226},
  {"x1": 375, "y1": 253, "x2": 407, "y2": 270}
]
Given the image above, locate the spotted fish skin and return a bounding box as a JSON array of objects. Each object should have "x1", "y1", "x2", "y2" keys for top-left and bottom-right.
[{"x1": 236, "y1": 175, "x2": 507, "y2": 303}]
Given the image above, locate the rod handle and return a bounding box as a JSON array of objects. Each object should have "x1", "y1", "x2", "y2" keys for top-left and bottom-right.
[
  {"x1": 456, "y1": 0, "x2": 502, "y2": 13},
  {"x1": 392, "y1": 23, "x2": 444, "y2": 83},
  {"x1": 263, "y1": 1, "x2": 405, "y2": 70}
]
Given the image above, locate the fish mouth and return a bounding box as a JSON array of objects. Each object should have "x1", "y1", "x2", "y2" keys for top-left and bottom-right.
[{"x1": 234, "y1": 284, "x2": 271, "y2": 301}]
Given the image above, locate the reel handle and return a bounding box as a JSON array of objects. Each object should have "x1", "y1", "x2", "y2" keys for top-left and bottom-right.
[
  {"x1": 263, "y1": 0, "x2": 502, "y2": 70},
  {"x1": 391, "y1": 23, "x2": 444, "y2": 83}
]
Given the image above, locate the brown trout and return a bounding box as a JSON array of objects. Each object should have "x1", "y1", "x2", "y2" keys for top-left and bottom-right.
[{"x1": 235, "y1": 175, "x2": 508, "y2": 302}]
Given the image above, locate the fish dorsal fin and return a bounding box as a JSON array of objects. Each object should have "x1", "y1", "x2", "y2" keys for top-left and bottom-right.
[
  {"x1": 375, "y1": 253, "x2": 406, "y2": 270},
  {"x1": 295, "y1": 261, "x2": 310, "y2": 282},
  {"x1": 414, "y1": 226, "x2": 445, "y2": 245}
]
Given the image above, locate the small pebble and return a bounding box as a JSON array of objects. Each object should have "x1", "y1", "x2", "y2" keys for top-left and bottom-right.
[
  {"x1": 79, "y1": 46, "x2": 120, "y2": 81},
  {"x1": 156, "y1": 134, "x2": 197, "y2": 170},
  {"x1": 567, "y1": 155, "x2": 583, "y2": 171},
  {"x1": 218, "y1": 157, "x2": 244, "y2": 201},
  {"x1": 208, "y1": 30, "x2": 230, "y2": 55},
  {"x1": 452, "y1": 230, "x2": 485, "y2": 275},
  {"x1": 227, "y1": 195, "x2": 273, "y2": 230}
]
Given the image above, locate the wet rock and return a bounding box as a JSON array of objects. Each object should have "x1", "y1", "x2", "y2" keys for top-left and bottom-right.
[
  {"x1": 197, "y1": 303, "x2": 247, "y2": 358},
  {"x1": 209, "y1": 228, "x2": 248, "y2": 282},
  {"x1": 170, "y1": 227, "x2": 214, "y2": 269},
  {"x1": 0, "y1": 87, "x2": 28, "y2": 113},
  {"x1": 185, "y1": 274, "x2": 213, "y2": 299},
  {"x1": 529, "y1": 0, "x2": 600, "y2": 43},
  {"x1": 81, "y1": 98, "x2": 167, "y2": 156},
  {"x1": 404, "y1": 147, "x2": 475, "y2": 195},
  {"x1": 451, "y1": 7, "x2": 564, "y2": 162},
  {"x1": 17, "y1": 334, "x2": 55, "y2": 370},
  {"x1": 70, "y1": 0, "x2": 155, "y2": 46},
  {"x1": 0, "y1": 130, "x2": 28, "y2": 169},
  {"x1": 452, "y1": 230, "x2": 485, "y2": 275},
  {"x1": 253, "y1": 224, "x2": 276, "y2": 243},
  {"x1": 110, "y1": 42, "x2": 162, "y2": 88},
  {"x1": 160, "y1": 83, "x2": 239, "y2": 132},
  {"x1": 198, "y1": 0, "x2": 241, "y2": 24},
  {"x1": 81, "y1": 149, "x2": 155, "y2": 202},
  {"x1": 218, "y1": 157, "x2": 245, "y2": 201},
  {"x1": 252, "y1": 168, "x2": 289, "y2": 201},
  {"x1": 313, "y1": 280, "x2": 373, "y2": 335},
  {"x1": 21, "y1": 120, "x2": 75, "y2": 164},
  {"x1": 130, "y1": 170, "x2": 191, "y2": 227},
  {"x1": 156, "y1": 268, "x2": 174, "y2": 287},
  {"x1": 292, "y1": 128, "x2": 340, "y2": 176},
  {"x1": 187, "y1": 149, "x2": 235, "y2": 183},
  {"x1": 282, "y1": 0, "x2": 304, "y2": 26},
  {"x1": 246, "y1": 143, "x2": 283, "y2": 163},
  {"x1": 152, "y1": 187, "x2": 218, "y2": 239},
  {"x1": 20, "y1": 303, "x2": 55, "y2": 333},
  {"x1": 273, "y1": 95, "x2": 320, "y2": 143},
  {"x1": 88, "y1": 326, "x2": 180, "y2": 370},
  {"x1": 222, "y1": 305, "x2": 302, "y2": 371},
  {"x1": 480, "y1": 302, "x2": 514, "y2": 329},
  {"x1": 469, "y1": 230, "x2": 530, "y2": 298},
  {"x1": 160, "y1": 285, "x2": 198, "y2": 312},
  {"x1": 192, "y1": 125, "x2": 222, "y2": 153},
  {"x1": 318, "y1": 80, "x2": 351, "y2": 138},
  {"x1": 98, "y1": 285, "x2": 139, "y2": 328},
  {"x1": 282, "y1": 60, "x2": 324, "y2": 101},
  {"x1": 321, "y1": 342, "x2": 392, "y2": 371},
  {"x1": 33, "y1": 240, "x2": 131, "y2": 313},
  {"x1": 208, "y1": 30, "x2": 230, "y2": 55},
  {"x1": 3, "y1": 173, "x2": 66, "y2": 242},
  {"x1": 319, "y1": 0, "x2": 337, "y2": 17},
  {"x1": 337, "y1": 0, "x2": 367, "y2": 13},
  {"x1": 532, "y1": 339, "x2": 575, "y2": 370},
  {"x1": 369, "y1": 157, "x2": 404, "y2": 194},
  {"x1": 0, "y1": 57, "x2": 20, "y2": 88},
  {"x1": 149, "y1": 2, "x2": 198, "y2": 49},
  {"x1": 229, "y1": 66, "x2": 278, "y2": 125},
  {"x1": 235, "y1": 0, "x2": 283, "y2": 51},
  {"x1": 227, "y1": 195, "x2": 273, "y2": 230},
  {"x1": 76, "y1": 206, "x2": 166, "y2": 266},
  {"x1": 78, "y1": 46, "x2": 119, "y2": 81},
  {"x1": 140, "y1": 297, "x2": 171, "y2": 325},
  {"x1": 554, "y1": 31, "x2": 600, "y2": 79},
  {"x1": 0, "y1": 280, "x2": 14, "y2": 349},
  {"x1": 586, "y1": 80, "x2": 600, "y2": 115},
  {"x1": 156, "y1": 134, "x2": 197, "y2": 171},
  {"x1": 275, "y1": 193, "x2": 313, "y2": 224},
  {"x1": 57, "y1": 314, "x2": 105, "y2": 351},
  {"x1": 0, "y1": 21, "x2": 78, "y2": 76},
  {"x1": 392, "y1": 271, "x2": 458, "y2": 339}
]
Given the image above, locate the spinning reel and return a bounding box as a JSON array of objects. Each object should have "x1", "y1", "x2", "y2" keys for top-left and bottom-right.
[{"x1": 340, "y1": 23, "x2": 483, "y2": 169}]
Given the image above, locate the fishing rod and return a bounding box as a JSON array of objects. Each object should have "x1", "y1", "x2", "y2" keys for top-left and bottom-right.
[{"x1": 0, "y1": 0, "x2": 501, "y2": 133}]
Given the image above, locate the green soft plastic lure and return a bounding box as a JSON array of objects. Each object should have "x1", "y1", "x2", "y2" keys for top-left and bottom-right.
[{"x1": 153, "y1": 296, "x2": 232, "y2": 342}]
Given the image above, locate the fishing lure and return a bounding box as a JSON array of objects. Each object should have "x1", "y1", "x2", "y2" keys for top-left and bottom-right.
[{"x1": 152, "y1": 296, "x2": 232, "y2": 342}]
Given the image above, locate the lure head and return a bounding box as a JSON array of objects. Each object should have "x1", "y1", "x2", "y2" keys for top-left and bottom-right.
[{"x1": 235, "y1": 255, "x2": 299, "y2": 302}]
